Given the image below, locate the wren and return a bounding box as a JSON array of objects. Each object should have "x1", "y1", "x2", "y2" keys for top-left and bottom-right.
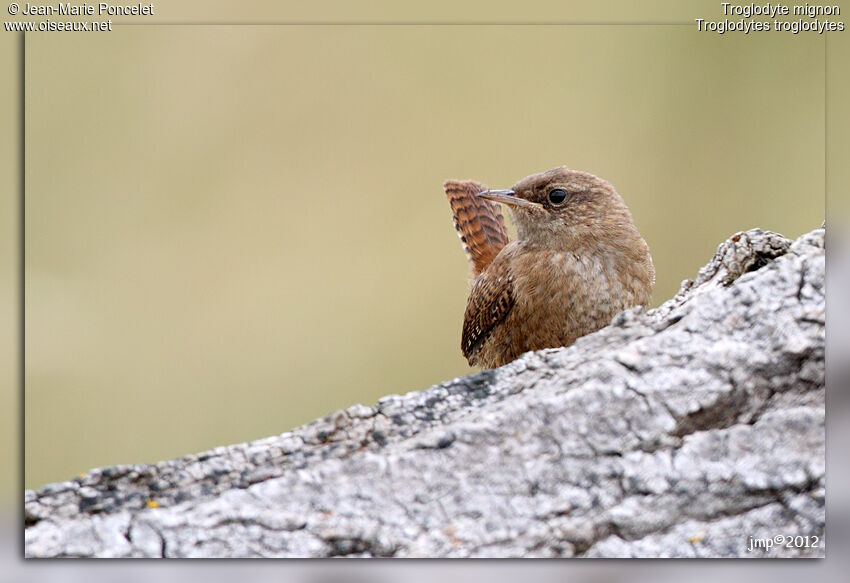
[{"x1": 444, "y1": 166, "x2": 655, "y2": 369}]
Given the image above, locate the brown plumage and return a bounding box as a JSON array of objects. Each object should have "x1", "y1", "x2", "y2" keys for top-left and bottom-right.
[
  {"x1": 443, "y1": 179, "x2": 509, "y2": 277},
  {"x1": 444, "y1": 166, "x2": 655, "y2": 369}
]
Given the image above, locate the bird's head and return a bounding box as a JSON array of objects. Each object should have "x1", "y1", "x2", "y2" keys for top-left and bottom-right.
[{"x1": 478, "y1": 166, "x2": 636, "y2": 248}]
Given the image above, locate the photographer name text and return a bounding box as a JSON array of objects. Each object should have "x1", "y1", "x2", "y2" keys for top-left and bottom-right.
[{"x1": 19, "y1": 2, "x2": 153, "y2": 16}]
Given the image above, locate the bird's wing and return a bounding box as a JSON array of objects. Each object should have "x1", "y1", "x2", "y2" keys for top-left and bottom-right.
[
  {"x1": 444, "y1": 179, "x2": 509, "y2": 277},
  {"x1": 462, "y1": 252, "x2": 515, "y2": 361}
]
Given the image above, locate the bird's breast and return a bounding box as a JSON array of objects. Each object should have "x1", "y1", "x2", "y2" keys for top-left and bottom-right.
[
  {"x1": 512, "y1": 248, "x2": 617, "y2": 307},
  {"x1": 506, "y1": 245, "x2": 643, "y2": 350}
]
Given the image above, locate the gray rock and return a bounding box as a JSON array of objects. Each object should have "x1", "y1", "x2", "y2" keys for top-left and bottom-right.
[{"x1": 24, "y1": 227, "x2": 825, "y2": 558}]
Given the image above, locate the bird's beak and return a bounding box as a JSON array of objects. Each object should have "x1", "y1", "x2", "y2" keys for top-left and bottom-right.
[{"x1": 478, "y1": 189, "x2": 542, "y2": 209}]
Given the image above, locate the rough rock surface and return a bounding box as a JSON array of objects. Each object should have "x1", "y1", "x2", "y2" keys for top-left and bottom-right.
[{"x1": 24, "y1": 227, "x2": 825, "y2": 558}]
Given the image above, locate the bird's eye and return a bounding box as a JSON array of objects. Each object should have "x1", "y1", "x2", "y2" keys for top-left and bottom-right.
[{"x1": 548, "y1": 188, "x2": 568, "y2": 205}]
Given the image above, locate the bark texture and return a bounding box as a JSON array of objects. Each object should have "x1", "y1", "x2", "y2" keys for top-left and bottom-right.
[{"x1": 25, "y1": 227, "x2": 825, "y2": 558}]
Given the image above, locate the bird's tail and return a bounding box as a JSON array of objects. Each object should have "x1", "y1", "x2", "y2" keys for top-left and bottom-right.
[{"x1": 444, "y1": 179, "x2": 509, "y2": 278}]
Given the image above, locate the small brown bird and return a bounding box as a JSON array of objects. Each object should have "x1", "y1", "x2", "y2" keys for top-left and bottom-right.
[{"x1": 444, "y1": 166, "x2": 654, "y2": 368}]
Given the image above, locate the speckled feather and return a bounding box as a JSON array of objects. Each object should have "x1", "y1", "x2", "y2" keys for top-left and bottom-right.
[
  {"x1": 461, "y1": 253, "x2": 514, "y2": 359},
  {"x1": 443, "y1": 179, "x2": 509, "y2": 278}
]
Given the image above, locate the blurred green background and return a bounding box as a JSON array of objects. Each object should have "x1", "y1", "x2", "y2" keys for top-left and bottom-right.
[{"x1": 24, "y1": 26, "x2": 824, "y2": 489}]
